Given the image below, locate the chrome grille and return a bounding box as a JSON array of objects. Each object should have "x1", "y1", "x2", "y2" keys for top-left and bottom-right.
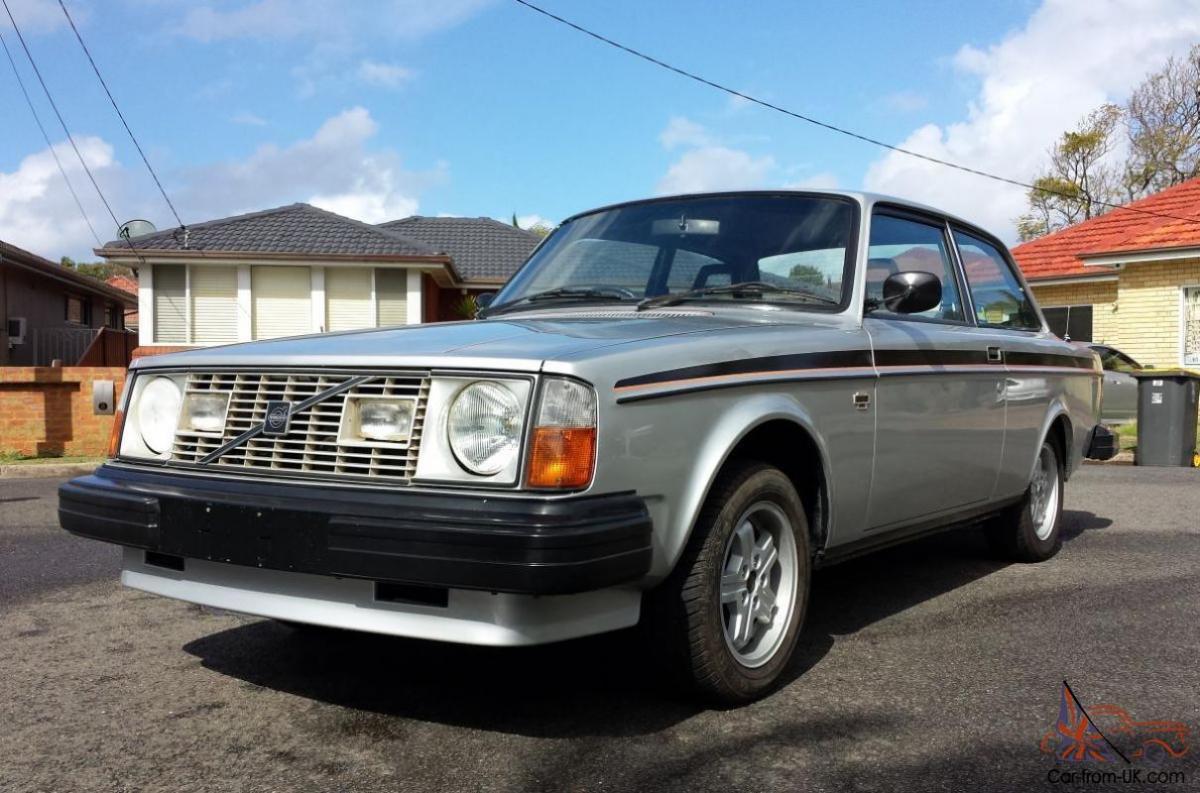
[{"x1": 170, "y1": 371, "x2": 429, "y2": 482}]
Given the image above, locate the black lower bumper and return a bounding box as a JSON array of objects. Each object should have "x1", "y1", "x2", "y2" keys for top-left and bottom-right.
[
  {"x1": 1085, "y1": 424, "x2": 1119, "y2": 461},
  {"x1": 59, "y1": 465, "x2": 652, "y2": 595}
]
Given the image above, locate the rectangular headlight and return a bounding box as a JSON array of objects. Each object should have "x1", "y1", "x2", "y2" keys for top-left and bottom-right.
[
  {"x1": 339, "y1": 397, "x2": 415, "y2": 444},
  {"x1": 180, "y1": 393, "x2": 230, "y2": 434}
]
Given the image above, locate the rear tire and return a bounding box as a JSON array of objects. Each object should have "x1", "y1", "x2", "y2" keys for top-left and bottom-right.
[
  {"x1": 646, "y1": 461, "x2": 811, "y2": 705},
  {"x1": 985, "y1": 440, "x2": 1064, "y2": 562}
]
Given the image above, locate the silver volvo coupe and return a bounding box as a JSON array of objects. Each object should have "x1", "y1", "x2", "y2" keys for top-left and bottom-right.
[{"x1": 60, "y1": 191, "x2": 1118, "y2": 703}]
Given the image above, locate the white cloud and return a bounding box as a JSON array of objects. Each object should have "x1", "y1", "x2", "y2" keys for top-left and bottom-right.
[
  {"x1": 514, "y1": 213, "x2": 553, "y2": 230},
  {"x1": 231, "y1": 112, "x2": 267, "y2": 126},
  {"x1": 784, "y1": 172, "x2": 839, "y2": 190},
  {"x1": 0, "y1": 0, "x2": 68, "y2": 33},
  {"x1": 0, "y1": 108, "x2": 445, "y2": 260},
  {"x1": 0, "y1": 137, "x2": 119, "y2": 256},
  {"x1": 177, "y1": 107, "x2": 445, "y2": 223},
  {"x1": 659, "y1": 116, "x2": 713, "y2": 150},
  {"x1": 657, "y1": 146, "x2": 776, "y2": 195},
  {"x1": 357, "y1": 60, "x2": 415, "y2": 89},
  {"x1": 863, "y1": 0, "x2": 1200, "y2": 241}
]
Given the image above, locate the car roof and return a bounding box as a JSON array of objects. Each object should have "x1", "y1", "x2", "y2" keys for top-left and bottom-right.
[{"x1": 560, "y1": 189, "x2": 1003, "y2": 242}]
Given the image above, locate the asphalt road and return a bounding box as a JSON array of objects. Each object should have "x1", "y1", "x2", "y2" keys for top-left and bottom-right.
[{"x1": 2, "y1": 466, "x2": 1198, "y2": 792}]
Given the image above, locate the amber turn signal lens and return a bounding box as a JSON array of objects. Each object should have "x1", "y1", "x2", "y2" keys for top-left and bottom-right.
[
  {"x1": 527, "y1": 427, "x2": 596, "y2": 489},
  {"x1": 106, "y1": 409, "x2": 125, "y2": 458}
]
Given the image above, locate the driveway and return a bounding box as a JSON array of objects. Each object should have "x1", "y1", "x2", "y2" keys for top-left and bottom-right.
[{"x1": 1, "y1": 466, "x2": 1197, "y2": 792}]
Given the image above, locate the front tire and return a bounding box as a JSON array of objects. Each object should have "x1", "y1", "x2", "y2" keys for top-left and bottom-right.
[
  {"x1": 646, "y1": 461, "x2": 811, "y2": 704},
  {"x1": 985, "y1": 440, "x2": 1064, "y2": 562}
]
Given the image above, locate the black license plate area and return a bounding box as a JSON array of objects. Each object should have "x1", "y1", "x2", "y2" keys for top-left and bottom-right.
[{"x1": 158, "y1": 499, "x2": 327, "y2": 572}]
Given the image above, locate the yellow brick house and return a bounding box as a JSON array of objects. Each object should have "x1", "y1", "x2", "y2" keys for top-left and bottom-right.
[{"x1": 1012, "y1": 177, "x2": 1200, "y2": 368}]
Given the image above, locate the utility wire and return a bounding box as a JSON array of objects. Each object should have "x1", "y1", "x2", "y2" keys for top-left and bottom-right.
[
  {"x1": 512, "y1": 0, "x2": 1200, "y2": 229},
  {"x1": 1, "y1": 0, "x2": 144, "y2": 263},
  {"x1": 1, "y1": 30, "x2": 101, "y2": 246},
  {"x1": 57, "y1": 0, "x2": 185, "y2": 231}
]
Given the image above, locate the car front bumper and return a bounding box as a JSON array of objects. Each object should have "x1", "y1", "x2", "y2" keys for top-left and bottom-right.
[{"x1": 59, "y1": 464, "x2": 653, "y2": 596}]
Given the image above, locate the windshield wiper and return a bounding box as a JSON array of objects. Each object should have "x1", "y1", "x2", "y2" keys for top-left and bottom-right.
[
  {"x1": 637, "y1": 281, "x2": 838, "y2": 310},
  {"x1": 481, "y1": 286, "x2": 633, "y2": 317}
]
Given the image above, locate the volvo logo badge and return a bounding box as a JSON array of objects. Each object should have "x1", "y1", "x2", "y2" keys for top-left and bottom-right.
[{"x1": 263, "y1": 401, "x2": 291, "y2": 436}]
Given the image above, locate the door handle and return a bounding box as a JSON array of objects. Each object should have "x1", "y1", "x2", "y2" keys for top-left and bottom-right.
[{"x1": 986, "y1": 346, "x2": 1003, "y2": 363}]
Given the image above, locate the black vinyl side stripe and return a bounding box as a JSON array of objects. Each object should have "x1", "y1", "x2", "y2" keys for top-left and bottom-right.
[
  {"x1": 613, "y1": 349, "x2": 874, "y2": 390},
  {"x1": 613, "y1": 348, "x2": 1097, "y2": 391},
  {"x1": 1005, "y1": 351, "x2": 1098, "y2": 370}
]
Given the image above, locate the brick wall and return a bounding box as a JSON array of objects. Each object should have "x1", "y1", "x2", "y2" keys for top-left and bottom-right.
[
  {"x1": 1109, "y1": 258, "x2": 1200, "y2": 368},
  {"x1": 1031, "y1": 280, "x2": 1119, "y2": 345},
  {"x1": 1031, "y1": 259, "x2": 1200, "y2": 369},
  {"x1": 0, "y1": 367, "x2": 126, "y2": 457}
]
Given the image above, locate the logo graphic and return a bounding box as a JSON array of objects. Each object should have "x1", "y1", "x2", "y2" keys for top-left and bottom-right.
[
  {"x1": 262, "y1": 400, "x2": 292, "y2": 436},
  {"x1": 1040, "y1": 681, "x2": 1190, "y2": 765}
]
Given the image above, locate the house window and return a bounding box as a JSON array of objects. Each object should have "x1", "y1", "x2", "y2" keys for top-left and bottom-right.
[
  {"x1": 252, "y1": 266, "x2": 312, "y2": 339},
  {"x1": 1042, "y1": 305, "x2": 1093, "y2": 342},
  {"x1": 190, "y1": 266, "x2": 238, "y2": 343},
  {"x1": 1184, "y1": 287, "x2": 1200, "y2": 366},
  {"x1": 325, "y1": 267, "x2": 374, "y2": 331},
  {"x1": 153, "y1": 264, "x2": 187, "y2": 343},
  {"x1": 104, "y1": 304, "x2": 122, "y2": 330},
  {"x1": 66, "y1": 295, "x2": 90, "y2": 325},
  {"x1": 376, "y1": 269, "x2": 408, "y2": 326}
]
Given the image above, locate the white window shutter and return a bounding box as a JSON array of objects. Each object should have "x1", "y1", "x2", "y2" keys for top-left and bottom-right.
[
  {"x1": 190, "y1": 266, "x2": 238, "y2": 343},
  {"x1": 376, "y1": 269, "x2": 408, "y2": 326},
  {"x1": 153, "y1": 264, "x2": 186, "y2": 343},
  {"x1": 325, "y1": 268, "x2": 374, "y2": 331},
  {"x1": 252, "y1": 266, "x2": 312, "y2": 339}
]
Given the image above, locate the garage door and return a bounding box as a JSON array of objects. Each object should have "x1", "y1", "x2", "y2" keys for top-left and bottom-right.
[
  {"x1": 325, "y1": 268, "x2": 374, "y2": 332},
  {"x1": 252, "y1": 266, "x2": 311, "y2": 339}
]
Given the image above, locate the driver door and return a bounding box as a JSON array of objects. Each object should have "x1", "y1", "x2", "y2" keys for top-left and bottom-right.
[{"x1": 864, "y1": 210, "x2": 1007, "y2": 530}]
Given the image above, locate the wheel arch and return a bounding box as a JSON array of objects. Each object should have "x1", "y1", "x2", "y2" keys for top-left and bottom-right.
[
  {"x1": 666, "y1": 395, "x2": 832, "y2": 576},
  {"x1": 1040, "y1": 407, "x2": 1074, "y2": 480}
]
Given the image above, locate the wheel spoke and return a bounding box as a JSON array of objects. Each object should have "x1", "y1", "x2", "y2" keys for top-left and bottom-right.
[
  {"x1": 753, "y1": 585, "x2": 777, "y2": 624},
  {"x1": 734, "y1": 520, "x2": 755, "y2": 564},
  {"x1": 721, "y1": 572, "x2": 748, "y2": 604},
  {"x1": 730, "y1": 596, "x2": 754, "y2": 648}
]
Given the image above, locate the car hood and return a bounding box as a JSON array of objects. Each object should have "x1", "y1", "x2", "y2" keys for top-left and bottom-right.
[{"x1": 133, "y1": 312, "x2": 767, "y2": 372}]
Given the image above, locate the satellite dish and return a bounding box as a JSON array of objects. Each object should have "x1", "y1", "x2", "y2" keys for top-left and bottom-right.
[{"x1": 118, "y1": 219, "x2": 157, "y2": 240}]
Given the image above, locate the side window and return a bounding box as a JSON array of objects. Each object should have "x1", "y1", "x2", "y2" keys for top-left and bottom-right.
[
  {"x1": 955, "y1": 230, "x2": 1041, "y2": 330},
  {"x1": 866, "y1": 213, "x2": 964, "y2": 322}
]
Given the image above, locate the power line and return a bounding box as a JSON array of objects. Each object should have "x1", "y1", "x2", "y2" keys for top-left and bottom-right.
[
  {"x1": 512, "y1": 0, "x2": 1200, "y2": 229},
  {"x1": 0, "y1": 30, "x2": 101, "y2": 246},
  {"x1": 57, "y1": 0, "x2": 185, "y2": 231},
  {"x1": 1, "y1": 0, "x2": 144, "y2": 263}
]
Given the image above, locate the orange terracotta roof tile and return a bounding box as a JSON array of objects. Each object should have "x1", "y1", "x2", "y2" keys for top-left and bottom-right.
[{"x1": 1011, "y1": 176, "x2": 1200, "y2": 281}]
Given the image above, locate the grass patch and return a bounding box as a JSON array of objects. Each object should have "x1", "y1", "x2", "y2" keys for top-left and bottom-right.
[
  {"x1": 1109, "y1": 420, "x2": 1200, "y2": 452},
  {"x1": 0, "y1": 451, "x2": 103, "y2": 466}
]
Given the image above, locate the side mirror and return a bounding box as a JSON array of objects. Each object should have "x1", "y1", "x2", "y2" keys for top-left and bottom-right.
[
  {"x1": 882, "y1": 271, "x2": 941, "y2": 314},
  {"x1": 475, "y1": 293, "x2": 496, "y2": 309}
]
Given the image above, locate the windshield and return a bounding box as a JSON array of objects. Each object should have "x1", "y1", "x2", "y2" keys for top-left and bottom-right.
[{"x1": 490, "y1": 194, "x2": 856, "y2": 313}]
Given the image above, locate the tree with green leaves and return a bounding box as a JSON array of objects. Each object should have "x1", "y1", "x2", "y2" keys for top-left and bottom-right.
[
  {"x1": 1017, "y1": 105, "x2": 1123, "y2": 241},
  {"x1": 59, "y1": 256, "x2": 133, "y2": 283},
  {"x1": 1018, "y1": 45, "x2": 1200, "y2": 241}
]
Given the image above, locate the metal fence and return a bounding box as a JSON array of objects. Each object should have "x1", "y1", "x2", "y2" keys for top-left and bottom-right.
[{"x1": 30, "y1": 327, "x2": 100, "y2": 366}]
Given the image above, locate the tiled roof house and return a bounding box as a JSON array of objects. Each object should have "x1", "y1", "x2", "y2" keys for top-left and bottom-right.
[{"x1": 1011, "y1": 177, "x2": 1200, "y2": 368}]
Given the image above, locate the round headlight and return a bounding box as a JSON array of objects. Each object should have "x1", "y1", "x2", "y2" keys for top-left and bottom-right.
[
  {"x1": 447, "y1": 381, "x2": 523, "y2": 475},
  {"x1": 138, "y1": 376, "x2": 182, "y2": 454}
]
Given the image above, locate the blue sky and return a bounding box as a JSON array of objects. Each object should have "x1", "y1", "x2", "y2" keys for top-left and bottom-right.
[{"x1": 2, "y1": 0, "x2": 1198, "y2": 261}]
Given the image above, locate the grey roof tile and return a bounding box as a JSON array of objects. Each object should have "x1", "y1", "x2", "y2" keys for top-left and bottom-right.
[
  {"x1": 378, "y1": 216, "x2": 541, "y2": 283},
  {"x1": 98, "y1": 203, "x2": 439, "y2": 258}
]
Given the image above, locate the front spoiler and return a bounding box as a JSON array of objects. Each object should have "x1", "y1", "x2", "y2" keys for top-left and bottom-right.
[{"x1": 59, "y1": 465, "x2": 653, "y2": 595}]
